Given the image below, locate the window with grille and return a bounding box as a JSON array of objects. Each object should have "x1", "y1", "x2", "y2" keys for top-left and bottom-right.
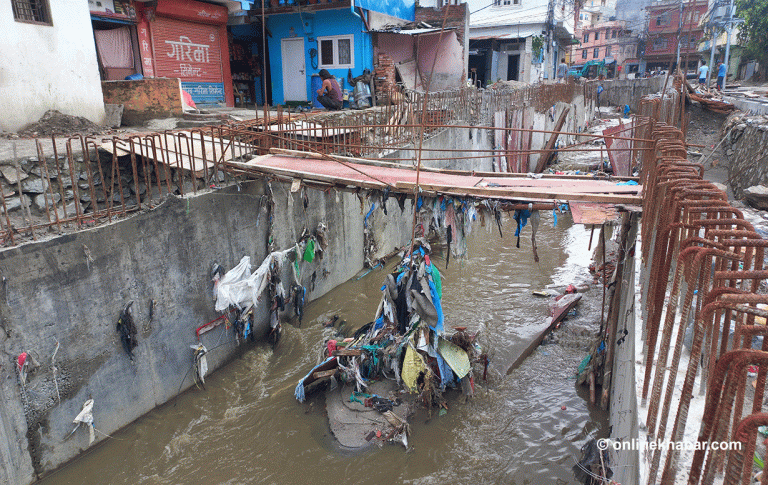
[
  {"x1": 583, "y1": 33, "x2": 589, "y2": 43},
  {"x1": 11, "y1": 0, "x2": 51, "y2": 25},
  {"x1": 317, "y1": 35, "x2": 354, "y2": 69},
  {"x1": 582, "y1": 49, "x2": 588, "y2": 59},
  {"x1": 593, "y1": 47, "x2": 599, "y2": 58}
]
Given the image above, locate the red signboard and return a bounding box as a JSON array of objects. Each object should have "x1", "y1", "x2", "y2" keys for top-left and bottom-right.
[
  {"x1": 151, "y1": 17, "x2": 223, "y2": 84},
  {"x1": 137, "y1": 23, "x2": 155, "y2": 78},
  {"x1": 154, "y1": 0, "x2": 227, "y2": 25}
]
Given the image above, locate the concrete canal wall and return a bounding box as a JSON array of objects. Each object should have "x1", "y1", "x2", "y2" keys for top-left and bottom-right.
[
  {"x1": 0, "y1": 182, "x2": 413, "y2": 483},
  {"x1": 0, "y1": 79, "x2": 660, "y2": 484}
]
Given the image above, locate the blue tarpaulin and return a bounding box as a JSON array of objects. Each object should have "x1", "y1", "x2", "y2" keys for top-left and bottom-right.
[{"x1": 354, "y1": 0, "x2": 414, "y2": 21}]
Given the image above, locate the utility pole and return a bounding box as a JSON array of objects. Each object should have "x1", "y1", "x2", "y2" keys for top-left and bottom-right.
[
  {"x1": 675, "y1": 0, "x2": 684, "y2": 71},
  {"x1": 705, "y1": 0, "x2": 718, "y2": 89},
  {"x1": 546, "y1": 0, "x2": 555, "y2": 81},
  {"x1": 722, "y1": 0, "x2": 734, "y2": 90}
]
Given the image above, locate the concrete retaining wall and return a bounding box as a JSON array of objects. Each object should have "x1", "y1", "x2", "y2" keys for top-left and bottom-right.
[
  {"x1": 595, "y1": 77, "x2": 667, "y2": 111},
  {"x1": 607, "y1": 219, "x2": 640, "y2": 485},
  {"x1": 381, "y1": 91, "x2": 592, "y2": 174},
  {"x1": 0, "y1": 181, "x2": 412, "y2": 482}
]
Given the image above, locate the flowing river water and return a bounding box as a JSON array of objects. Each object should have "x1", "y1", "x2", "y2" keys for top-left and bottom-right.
[{"x1": 42, "y1": 212, "x2": 608, "y2": 485}]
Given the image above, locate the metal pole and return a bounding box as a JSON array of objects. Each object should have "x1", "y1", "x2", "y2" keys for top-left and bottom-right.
[
  {"x1": 722, "y1": 0, "x2": 734, "y2": 90},
  {"x1": 707, "y1": 21, "x2": 717, "y2": 91},
  {"x1": 261, "y1": 0, "x2": 269, "y2": 113},
  {"x1": 675, "y1": 0, "x2": 684, "y2": 70}
]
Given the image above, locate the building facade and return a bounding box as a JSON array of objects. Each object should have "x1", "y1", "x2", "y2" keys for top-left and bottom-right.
[
  {"x1": 467, "y1": 0, "x2": 575, "y2": 85},
  {"x1": 1, "y1": 0, "x2": 106, "y2": 132},
  {"x1": 644, "y1": 0, "x2": 708, "y2": 72},
  {"x1": 260, "y1": 0, "x2": 415, "y2": 105},
  {"x1": 572, "y1": 20, "x2": 640, "y2": 77}
]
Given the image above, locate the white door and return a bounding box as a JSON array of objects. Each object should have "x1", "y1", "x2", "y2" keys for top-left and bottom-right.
[{"x1": 281, "y1": 38, "x2": 306, "y2": 102}]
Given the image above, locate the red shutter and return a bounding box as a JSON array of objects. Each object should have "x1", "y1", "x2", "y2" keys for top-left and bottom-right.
[{"x1": 151, "y1": 17, "x2": 223, "y2": 84}]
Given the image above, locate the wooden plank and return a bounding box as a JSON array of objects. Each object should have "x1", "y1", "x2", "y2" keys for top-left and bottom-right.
[
  {"x1": 395, "y1": 181, "x2": 642, "y2": 205},
  {"x1": 227, "y1": 160, "x2": 387, "y2": 191},
  {"x1": 333, "y1": 349, "x2": 363, "y2": 356},
  {"x1": 312, "y1": 369, "x2": 337, "y2": 379},
  {"x1": 506, "y1": 293, "x2": 582, "y2": 374},
  {"x1": 265, "y1": 149, "x2": 640, "y2": 182},
  {"x1": 569, "y1": 202, "x2": 620, "y2": 225},
  {"x1": 100, "y1": 132, "x2": 256, "y2": 177},
  {"x1": 535, "y1": 106, "x2": 570, "y2": 173}
]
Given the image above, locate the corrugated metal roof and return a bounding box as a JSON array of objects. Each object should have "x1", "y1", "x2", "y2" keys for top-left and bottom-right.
[{"x1": 371, "y1": 27, "x2": 456, "y2": 35}]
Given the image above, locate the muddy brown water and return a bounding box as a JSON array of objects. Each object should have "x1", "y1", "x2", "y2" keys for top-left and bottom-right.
[{"x1": 42, "y1": 213, "x2": 608, "y2": 484}]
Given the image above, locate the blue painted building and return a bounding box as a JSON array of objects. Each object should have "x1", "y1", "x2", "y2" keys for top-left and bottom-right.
[{"x1": 263, "y1": 0, "x2": 414, "y2": 106}]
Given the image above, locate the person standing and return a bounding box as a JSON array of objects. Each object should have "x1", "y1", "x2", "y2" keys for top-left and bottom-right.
[
  {"x1": 557, "y1": 58, "x2": 568, "y2": 83},
  {"x1": 717, "y1": 60, "x2": 727, "y2": 91},
  {"x1": 316, "y1": 69, "x2": 343, "y2": 110},
  {"x1": 697, "y1": 61, "x2": 709, "y2": 89}
]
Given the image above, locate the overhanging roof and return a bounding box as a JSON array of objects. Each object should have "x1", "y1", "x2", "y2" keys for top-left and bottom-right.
[{"x1": 371, "y1": 27, "x2": 456, "y2": 35}]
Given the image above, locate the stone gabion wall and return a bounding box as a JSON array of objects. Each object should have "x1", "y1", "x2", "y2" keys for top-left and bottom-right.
[
  {"x1": 0, "y1": 151, "x2": 211, "y2": 241},
  {"x1": 723, "y1": 113, "x2": 768, "y2": 198}
]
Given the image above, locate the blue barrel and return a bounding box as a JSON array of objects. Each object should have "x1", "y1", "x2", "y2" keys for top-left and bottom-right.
[{"x1": 311, "y1": 74, "x2": 323, "y2": 108}]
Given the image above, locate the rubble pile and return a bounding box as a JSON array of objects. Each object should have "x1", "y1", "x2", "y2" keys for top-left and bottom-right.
[{"x1": 18, "y1": 110, "x2": 105, "y2": 138}]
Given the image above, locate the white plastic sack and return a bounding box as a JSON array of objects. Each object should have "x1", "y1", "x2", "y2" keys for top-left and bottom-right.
[
  {"x1": 214, "y1": 256, "x2": 253, "y2": 312},
  {"x1": 214, "y1": 249, "x2": 293, "y2": 312}
]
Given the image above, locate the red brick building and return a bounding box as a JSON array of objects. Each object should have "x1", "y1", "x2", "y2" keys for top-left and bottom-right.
[
  {"x1": 644, "y1": 0, "x2": 707, "y2": 73},
  {"x1": 571, "y1": 20, "x2": 640, "y2": 77}
]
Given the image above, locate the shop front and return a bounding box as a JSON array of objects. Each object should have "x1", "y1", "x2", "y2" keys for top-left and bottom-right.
[
  {"x1": 90, "y1": 0, "x2": 143, "y2": 81},
  {"x1": 137, "y1": 0, "x2": 233, "y2": 107}
]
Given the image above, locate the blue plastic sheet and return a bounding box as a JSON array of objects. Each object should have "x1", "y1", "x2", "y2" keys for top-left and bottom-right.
[
  {"x1": 514, "y1": 209, "x2": 531, "y2": 237},
  {"x1": 364, "y1": 203, "x2": 376, "y2": 227},
  {"x1": 427, "y1": 278, "x2": 444, "y2": 333},
  {"x1": 436, "y1": 353, "x2": 455, "y2": 388},
  {"x1": 294, "y1": 357, "x2": 336, "y2": 402}
]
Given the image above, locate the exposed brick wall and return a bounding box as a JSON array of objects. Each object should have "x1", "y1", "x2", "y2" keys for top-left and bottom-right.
[
  {"x1": 414, "y1": 3, "x2": 468, "y2": 48},
  {"x1": 101, "y1": 78, "x2": 184, "y2": 126},
  {"x1": 375, "y1": 53, "x2": 397, "y2": 96}
]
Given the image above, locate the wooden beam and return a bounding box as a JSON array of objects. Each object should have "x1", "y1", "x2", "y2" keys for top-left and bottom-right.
[
  {"x1": 312, "y1": 369, "x2": 337, "y2": 380},
  {"x1": 333, "y1": 349, "x2": 363, "y2": 356},
  {"x1": 266, "y1": 148, "x2": 641, "y2": 181},
  {"x1": 225, "y1": 160, "x2": 387, "y2": 191},
  {"x1": 535, "y1": 106, "x2": 570, "y2": 173},
  {"x1": 395, "y1": 181, "x2": 642, "y2": 205}
]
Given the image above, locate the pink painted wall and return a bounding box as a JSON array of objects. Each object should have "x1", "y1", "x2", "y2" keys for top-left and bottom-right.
[
  {"x1": 416, "y1": 31, "x2": 464, "y2": 89},
  {"x1": 377, "y1": 32, "x2": 415, "y2": 64}
]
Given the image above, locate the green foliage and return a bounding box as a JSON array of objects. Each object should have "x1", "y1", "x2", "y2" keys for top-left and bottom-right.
[
  {"x1": 735, "y1": 0, "x2": 768, "y2": 63},
  {"x1": 531, "y1": 35, "x2": 544, "y2": 61}
]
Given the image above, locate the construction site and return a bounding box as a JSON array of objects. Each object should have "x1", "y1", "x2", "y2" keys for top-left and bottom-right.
[{"x1": 1, "y1": 73, "x2": 768, "y2": 485}]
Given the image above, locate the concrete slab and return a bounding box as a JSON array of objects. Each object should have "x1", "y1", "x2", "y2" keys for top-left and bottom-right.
[{"x1": 326, "y1": 380, "x2": 413, "y2": 450}]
